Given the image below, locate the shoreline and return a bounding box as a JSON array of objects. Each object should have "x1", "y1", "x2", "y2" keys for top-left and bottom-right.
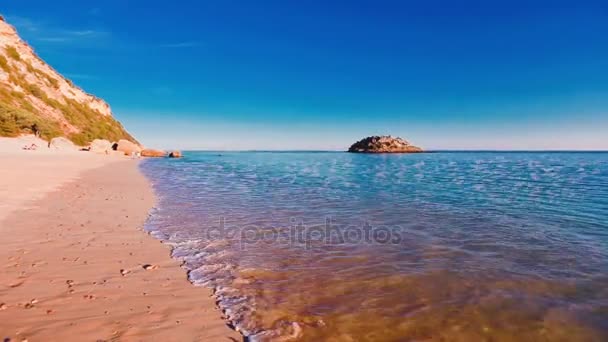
[{"x1": 0, "y1": 154, "x2": 239, "y2": 341}]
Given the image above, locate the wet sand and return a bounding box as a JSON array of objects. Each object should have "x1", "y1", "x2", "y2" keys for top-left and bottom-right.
[{"x1": 0, "y1": 152, "x2": 239, "y2": 341}]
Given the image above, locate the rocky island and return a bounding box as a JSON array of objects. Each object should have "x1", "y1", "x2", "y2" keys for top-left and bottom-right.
[{"x1": 348, "y1": 135, "x2": 423, "y2": 153}]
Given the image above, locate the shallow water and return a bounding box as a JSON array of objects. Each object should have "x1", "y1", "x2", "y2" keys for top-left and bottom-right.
[{"x1": 141, "y1": 152, "x2": 608, "y2": 341}]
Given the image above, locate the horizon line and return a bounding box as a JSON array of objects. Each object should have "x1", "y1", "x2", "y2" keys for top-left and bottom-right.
[{"x1": 174, "y1": 149, "x2": 608, "y2": 153}]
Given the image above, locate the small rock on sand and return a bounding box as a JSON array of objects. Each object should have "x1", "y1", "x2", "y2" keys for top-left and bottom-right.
[
  {"x1": 89, "y1": 139, "x2": 113, "y2": 154},
  {"x1": 114, "y1": 140, "x2": 141, "y2": 156},
  {"x1": 48, "y1": 137, "x2": 78, "y2": 151}
]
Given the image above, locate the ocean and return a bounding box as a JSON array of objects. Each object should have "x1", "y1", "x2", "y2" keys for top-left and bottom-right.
[{"x1": 141, "y1": 151, "x2": 608, "y2": 341}]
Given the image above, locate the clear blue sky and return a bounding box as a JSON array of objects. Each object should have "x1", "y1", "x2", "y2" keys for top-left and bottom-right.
[{"x1": 3, "y1": 1, "x2": 607, "y2": 150}]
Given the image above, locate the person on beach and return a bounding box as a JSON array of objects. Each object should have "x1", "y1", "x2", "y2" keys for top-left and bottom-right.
[{"x1": 31, "y1": 123, "x2": 40, "y2": 138}]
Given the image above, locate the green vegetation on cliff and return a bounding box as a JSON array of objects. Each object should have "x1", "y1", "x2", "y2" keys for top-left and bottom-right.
[
  {"x1": 0, "y1": 101, "x2": 61, "y2": 140},
  {"x1": 60, "y1": 98, "x2": 136, "y2": 146},
  {"x1": 5, "y1": 45, "x2": 20, "y2": 61},
  {"x1": 0, "y1": 55, "x2": 9, "y2": 72}
]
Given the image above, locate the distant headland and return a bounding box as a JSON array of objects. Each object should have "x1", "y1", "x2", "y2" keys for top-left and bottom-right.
[{"x1": 348, "y1": 136, "x2": 423, "y2": 153}]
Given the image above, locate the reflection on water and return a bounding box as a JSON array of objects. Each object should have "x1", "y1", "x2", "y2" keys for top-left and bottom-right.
[{"x1": 142, "y1": 152, "x2": 608, "y2": 341}]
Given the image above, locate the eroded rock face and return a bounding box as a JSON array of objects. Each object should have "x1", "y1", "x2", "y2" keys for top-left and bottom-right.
[
  {"x1": 89, "y1": 139, "x2": 113, "y2": 154},
  {"x1": 141, "y1": 149, "x2": 166, "y2": 158},
  {"x1": 48, "y1": 137, "x2": 78, "y2": 151},
  {"x1": 0, "y1": 18, "x2": 138, "y2": 145},
  {"x1": 114, "y1": 139, "x2": 141, "y2": 156},
  {"x1": 348, "y1": 136, "x2": 423, "y2": 153}
]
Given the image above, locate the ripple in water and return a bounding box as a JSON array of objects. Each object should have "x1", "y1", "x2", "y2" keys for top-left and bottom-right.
[{"x1": 141, "y1": 152, "x2": 608, "y2": 341}]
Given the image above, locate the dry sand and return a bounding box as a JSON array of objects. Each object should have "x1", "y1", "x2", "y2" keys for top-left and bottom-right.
[
  {"x1": 0, "y1": 137, "x2": 116, "y2": 223},
  {"x1": 0, "y1": 143, "x2": 240, "y2": 341}
]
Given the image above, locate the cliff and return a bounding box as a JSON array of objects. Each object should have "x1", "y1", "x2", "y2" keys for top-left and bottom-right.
[
  {"x1": 348, "y1": 136, "x2": 423, "y2": 153},
  {"x1": 0, "y1": 15, "x2": 137, "y2": 146}
]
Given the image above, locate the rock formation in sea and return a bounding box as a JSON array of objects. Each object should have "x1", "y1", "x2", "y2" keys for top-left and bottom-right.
[
  {"x1": 0, "y1": 16, "x2": 138, "y2": 146},
  {"x1": 348, "y1": 135, "x2": 423, "y2": 153},
  {"x1": 168, "y1": 151, "x2": 182, "y2": 158},
  {"x1": 141, "y1": 149, "x2": 167, "y2": 158}
]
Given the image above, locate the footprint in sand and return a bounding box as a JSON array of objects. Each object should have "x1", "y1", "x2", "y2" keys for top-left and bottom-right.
[{"x1": 9, "y1": 280, "x2": 25, "y2": 288}]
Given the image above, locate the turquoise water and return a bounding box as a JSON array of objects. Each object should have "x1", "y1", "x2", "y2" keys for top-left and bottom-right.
[{"x1": 142, "y1": 152, "x2": 608, "y2": 341}]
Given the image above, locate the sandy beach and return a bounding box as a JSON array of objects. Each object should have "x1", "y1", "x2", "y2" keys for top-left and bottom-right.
[{"x1": 0, "y1": 145, "x2": 239, "y2": 341}]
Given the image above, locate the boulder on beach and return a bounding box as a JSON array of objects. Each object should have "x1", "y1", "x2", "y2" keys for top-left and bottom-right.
[
  {"x1": 89, "y1": 139, "x2": 113, "y2": 154},
  {"x1": 141, "y1": 149, "x2": 167, "y2": 158},
  {"x1": 48, "y1": 137, "x2": 78, "y2": 151},
  {"x1": 348, "y1": 135, "x2": 423, "y2": 153},
  {"x1": 168, "y1": 150, "x2": 182, "y2": 158},
  {"x1": 113, "y1": 139, "x2": 141, "y2": 156}
]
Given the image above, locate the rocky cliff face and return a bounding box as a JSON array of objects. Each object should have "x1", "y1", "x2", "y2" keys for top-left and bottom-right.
[
  {"x1": 0, "y1": 15, "x2": 137, "y2": 145},
  {"x1": 348, "y1": 136, "x2": 423, "y2": 153}
]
